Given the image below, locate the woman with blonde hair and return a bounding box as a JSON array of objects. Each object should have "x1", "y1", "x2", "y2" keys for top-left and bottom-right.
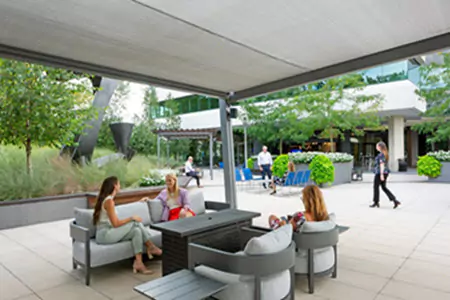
[
  {"x1": 370, "y1": 141, "x2": 401, "y2": 209},
  {"x1": 268, "y1": 185, "x2": 329, "y2": 231},
  {"x1": 155, "y1": 174, "x2": 196, "y2": 221}
]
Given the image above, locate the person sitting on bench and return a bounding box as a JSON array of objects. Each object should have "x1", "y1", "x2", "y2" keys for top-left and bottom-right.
[{"x1": 185, "y1": 156, "x2": 202, "y2": 188}]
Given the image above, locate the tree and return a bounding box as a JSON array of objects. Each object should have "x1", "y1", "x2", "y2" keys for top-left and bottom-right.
[
  {"x1": 287, "y1": 74, "x2": 383, "y2": 152},
  {"x1": 0, "y1": 59, "x2": 95, "y2": 173},
  {"x1": 413, "y1": 53, "x2": 450, "y2": 144}
]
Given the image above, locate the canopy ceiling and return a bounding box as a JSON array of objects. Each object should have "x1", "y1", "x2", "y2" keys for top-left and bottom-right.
[{"x1": 1, "y1": 0, "x2": 450, "y2": 101}]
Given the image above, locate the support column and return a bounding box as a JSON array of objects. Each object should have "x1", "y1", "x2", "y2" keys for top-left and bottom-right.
[
  {"x1": 166, "y1": 142, "x2": 170, "y2": 160},
  {"x1": 209, "y1": 133, "x2": 214, "y2": 180},
  {"x1": 410, "y1": 130, "x2": 419, "y2": 167},
  {"x1": 244, "y1": 124, "x2": 248, "y2": 168},
  {"x1": 388, "y1": 116, "x2": 405, "y2": 172},
  {"x1": 219, "y1": 99, "x2": 237, "y2": 208}
]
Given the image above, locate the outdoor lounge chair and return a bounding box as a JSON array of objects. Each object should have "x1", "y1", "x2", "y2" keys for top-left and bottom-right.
[
  {"x1": 294, "y1": 216, "x2": 339, "y2": 294},
  {"x1": 242, "y1": 168, "x2": 262, "y2": 189},
  {"x1": 191, "y1": 224, "x2": 296, "y2": 300}
]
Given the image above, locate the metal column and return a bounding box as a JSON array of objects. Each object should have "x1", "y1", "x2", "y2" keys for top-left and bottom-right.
[
  {"x1": 219, "y1": 99, "x2": 237, "y2": 208},
  {"x1": 166, "y1": 142, "x2": 170, "y2": 159},
  {"x1": 209, "y1": 133, "x2": 214, "y2": 180},
  {"x1": 244, "y1": 123, "x2": 248, "y2": 169}
]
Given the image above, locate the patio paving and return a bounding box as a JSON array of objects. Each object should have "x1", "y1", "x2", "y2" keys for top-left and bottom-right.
[{"x1": 2, "y1": 171, "x2": 450, "y2": 300}]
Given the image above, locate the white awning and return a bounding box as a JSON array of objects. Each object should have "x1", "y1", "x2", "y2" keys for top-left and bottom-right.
[{"x1": 1, "y1": 0, "x2": 449, "y2": 101}]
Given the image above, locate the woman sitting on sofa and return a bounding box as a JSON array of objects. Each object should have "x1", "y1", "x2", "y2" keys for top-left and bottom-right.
[
  {"x1": 155, "y1": 173, "x2": 196, "y2": 221},
  {"x1": 93, "y1": 176, "x2": 162, "y2": 275},
  {"x1": 268, "y1": 185, "x2": 329, "y2": 232}
]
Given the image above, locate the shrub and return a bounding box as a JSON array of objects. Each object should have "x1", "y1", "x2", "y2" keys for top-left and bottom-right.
[
  {"x1": 272, "y1": 154, "x2": 290, "y2": 178},
  {"x1": 427, "y1": 150, "x2": 450, "y2": 162},
  {"x1": 139, "y1": 171, "x2": 166, "y2": 187},
  {"x1": 417, "y1": 155, "x2": 442, "y2": 178},
  {"x1": 289, "y1": 152, "x2": 353, "y2": 164},
  {"x1": 309, "y1": 155, "x2": 335, "y2": 185},
  {"x1": 247, "y1": 158, "x2": 254, "y2": 169}
]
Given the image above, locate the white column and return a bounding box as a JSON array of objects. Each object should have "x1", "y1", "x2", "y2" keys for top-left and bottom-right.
[{"x1": 388, "y1": 116, "x2": 405, "y2": 172}]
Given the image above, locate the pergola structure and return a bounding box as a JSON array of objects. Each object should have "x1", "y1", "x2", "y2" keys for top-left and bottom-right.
[
  {"x1": 154, "y1": 128, "x2": 217, "y2": 180},
  {"x1": 1, "y1": 0, "x2": 450, "y2": 208}
]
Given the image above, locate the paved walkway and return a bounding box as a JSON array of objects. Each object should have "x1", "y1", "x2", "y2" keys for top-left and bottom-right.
[{"x1": 1, "y1": 171, "x2": 450, "y2": 300}]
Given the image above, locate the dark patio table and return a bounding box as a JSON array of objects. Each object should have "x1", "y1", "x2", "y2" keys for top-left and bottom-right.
[{"x1": 151, "y1": 208, "x2": 261, "y2": 276}]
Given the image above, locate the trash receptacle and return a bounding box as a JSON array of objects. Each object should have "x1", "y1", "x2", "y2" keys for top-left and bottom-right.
[{"x1": 398, "y1": 159, "x2": 408, "y2": 172}]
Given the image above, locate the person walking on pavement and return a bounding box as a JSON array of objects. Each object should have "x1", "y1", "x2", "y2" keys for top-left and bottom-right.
[
  {"x1": 370, "y1": 141, "x2": 401, "y2": 209},
  {"x1": 258, "y1": 146, "x2": 273, "y2": 189}
]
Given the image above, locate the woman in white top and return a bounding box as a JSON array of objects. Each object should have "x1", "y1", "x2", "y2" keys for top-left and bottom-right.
[{"x1": 93, "y1": 176, "x2": 162, "y2": 274}]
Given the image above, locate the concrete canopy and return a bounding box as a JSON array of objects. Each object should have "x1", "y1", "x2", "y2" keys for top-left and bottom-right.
[{"x1": 1, "y1": 0, "x2": 450, "y2": 102}]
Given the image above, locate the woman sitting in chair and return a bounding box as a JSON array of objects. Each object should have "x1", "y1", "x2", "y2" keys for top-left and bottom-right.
[
  {"x1": 268, "y1": 185, "x2": 329, "y2": 231},
  {"x1": 155, "y1": 174, "x2": 196, "y2": 221},
  {"x1": 269, "y1": 161, "x2": 295, "y2": 195}
]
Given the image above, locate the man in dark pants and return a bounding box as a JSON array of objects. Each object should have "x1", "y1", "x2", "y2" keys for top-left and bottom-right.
[
  {"x1": 185, "y1": 156, "x2": 203, "y2": 188},
  {"x1": 257, "y1": 146, "x2": 273, "y2": 189}
]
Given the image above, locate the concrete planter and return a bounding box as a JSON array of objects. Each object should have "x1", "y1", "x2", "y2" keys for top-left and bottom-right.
[
  {"x1": 0, "y1": 194, "x2": 88, "y2": 230},
  {"x1": 0, "y1": 186, "x2": 168, "y2": 230},
  {"x1": 428, "y1": 162, "x2": 450, "y2": 183},
  {"x1": 295, "y1": 160, "x2": 353, "y2": 186}
]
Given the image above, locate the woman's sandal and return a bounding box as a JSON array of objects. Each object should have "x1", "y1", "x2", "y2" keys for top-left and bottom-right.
[
  {"x1": 133, "y1": 261, "x2": 153, "y2": 275},
  {"x1": 147, "y1": 246, "x2": 163, "y2": 259}
]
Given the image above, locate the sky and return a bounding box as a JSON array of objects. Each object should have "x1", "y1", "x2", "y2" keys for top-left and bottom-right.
[{"x1": 120, "y1": 82, "x2": 190, "y2": 122}]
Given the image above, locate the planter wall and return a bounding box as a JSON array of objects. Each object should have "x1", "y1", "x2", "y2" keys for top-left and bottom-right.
[
  {"x1": 295, "y1": 160, "x2": 353, "y2": 186},
  {"x1": 0, "y1": 194, "x2": 88, "y2": 230},
  {"x1": 428, "y1": 162, "x2": 450, "y2": 183},
  {"x1": 86, "y1": 186, "x2": 165, "y2": 208}
]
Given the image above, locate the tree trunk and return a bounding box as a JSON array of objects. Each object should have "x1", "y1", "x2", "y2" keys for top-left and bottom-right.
[
  {"x1": 329, "y1": 129, "x2": 334, "y2": 153},
  {"x1": 279, "y1": 138, "x2": 283, "y2": 154},
  {"x1": 25, "y1": 137, "x2": 32, "y2": 175}
]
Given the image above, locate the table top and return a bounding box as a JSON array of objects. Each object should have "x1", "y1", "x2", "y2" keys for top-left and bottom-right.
[
  {"x1": 151, "y1": 209, "x2": 261, "y2": 237},
  {"x1": 134, "y1": 269, "x2": 227, "y2": 300}
]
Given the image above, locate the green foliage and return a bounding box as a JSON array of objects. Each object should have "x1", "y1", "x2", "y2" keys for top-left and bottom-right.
[
  {"x1": 288, "y1": 74, "x2": 383, "y2": 152},
  {"x1": 413, "y1": 53, "x2": 450, "y2": 144},
  {"x1": 289, "y1": 152, "x2": 353, "y2": 164},
  {"x1": 309, "y1": 155, "x2": 335, "y2": 185},
  {"x1": 139, "y1": 171, "x2": 166, "y2": 187},
  {"x1": 0, "y1": 146, "x2": 176, "y2": 201},
  {"x1": 247, "y1": 157, "x2": 254, "y2": 169},
  {"x1": 242, "y1": 74, "x2": 383, "y2": 151},
  {"x1": 272, "y1": 155, "x2": 290, "y2": 178},
  {"x1": 417, "y1": 155, "x2": 442, "y2": 178},
  {"x1": 0, "y1": 59, "x2": 96, "y2": 173},
  {"x1": 428, "y1": 150, "x2": 450, "y2": 162}
]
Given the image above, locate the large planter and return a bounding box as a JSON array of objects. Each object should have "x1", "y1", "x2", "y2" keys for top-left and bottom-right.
[
  {"x1": 0, "y1": 194, "x2": 88, "y2": 230},
  {"x1": 428, "y1": 162, "x2": 450, "y2": 183},
  {"x1": 295, "y1": 160, "x2": 353, "y2": 186}
]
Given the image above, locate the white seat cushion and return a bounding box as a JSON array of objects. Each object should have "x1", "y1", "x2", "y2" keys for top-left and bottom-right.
[
  {"x1": 195, "y1": 266, "x2": 290, "y2": 300},
  {"x1": 295, "y1": 247, "x2": 335, "y2": 274},
  {"x1": 244, "y1": 223, "x2": 292, "y2": 255}
]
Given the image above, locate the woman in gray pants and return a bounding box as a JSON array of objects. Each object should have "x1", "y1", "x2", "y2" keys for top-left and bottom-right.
[{"x1": 93, "y1": 176, "x2": 162, "y2": 274}]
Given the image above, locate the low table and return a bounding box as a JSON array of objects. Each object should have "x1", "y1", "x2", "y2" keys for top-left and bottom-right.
[
  {"x1": 151, "y1": 208, "x2": 261, "y2": 276},
  {"x1": 134, "y1": 269, "x2": 227, "y2": 300}
]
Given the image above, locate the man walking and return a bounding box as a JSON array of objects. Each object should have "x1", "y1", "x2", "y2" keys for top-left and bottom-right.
[
  {"x1": 185, "y1": 156, "x2": 203, "y2": 188},
  {"x1": 258, "y1": 146, "x2": 273, "y2": 189}
]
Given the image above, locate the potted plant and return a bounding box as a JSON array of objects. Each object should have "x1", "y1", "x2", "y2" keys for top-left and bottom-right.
[
  {"x1": 309, "y1": 154, "x2": 334, "y2": 187},
  {"x1": 272, "y1": 154, "x2": 290, "y2": 178},
  {"x1": 417, "y1": 155, "x2": 441, "y2": 179}
]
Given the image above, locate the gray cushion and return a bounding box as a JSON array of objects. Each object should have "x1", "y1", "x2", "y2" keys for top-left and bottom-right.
[
  {"x1": 148, "y1": 199, "x2": 164, "y2": 223},
  {"x1": 295, "y1": 247, "x2": 335, "y2": 274},
  {"x1": 116, "y1": 201, "x2": 151, "y2": 226},
  {"x1": 195, "y1": 266, "x2": 290, "y2": 300},
  {"x1": 74, "y1": 208, "x2": 96, "y2": 238},
  {"x1": 73, "y1": 227, "x2": 161, "y2": 267},
  {"x1": 188, "y1": 190, "x2": 206, "y2": 215},
  {"x1": 300, "y1": 213, "x2": 336, "y2": 233},
  {"x1": 244, "y1": 224, "x2": 292, "y2": 255}
]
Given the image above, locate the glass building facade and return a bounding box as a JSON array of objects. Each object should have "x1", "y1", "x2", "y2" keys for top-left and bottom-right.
[{"x1": 151, "y1": 59, "x2": 421, "y2": 118}]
